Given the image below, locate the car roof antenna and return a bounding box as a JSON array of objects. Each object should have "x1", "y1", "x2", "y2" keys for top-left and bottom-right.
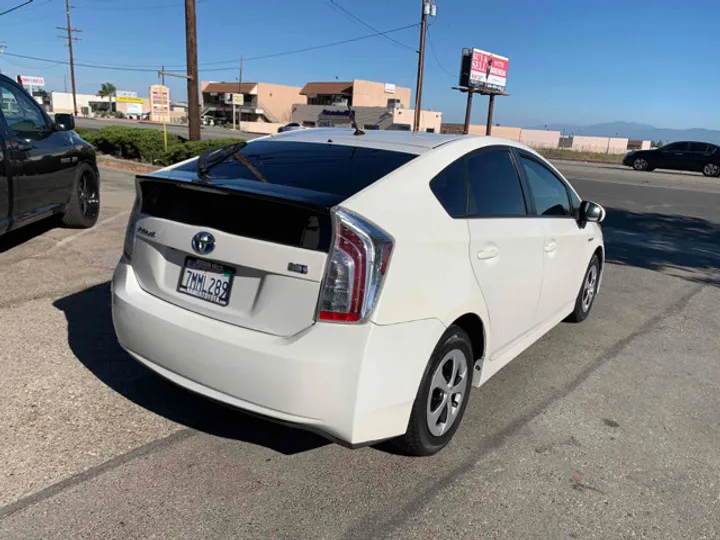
[{"x1": 348, "y1": 104, "x2": 364, "y2": 136}]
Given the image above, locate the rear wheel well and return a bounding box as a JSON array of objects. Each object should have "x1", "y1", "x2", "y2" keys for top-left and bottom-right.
[{"x1": 451, "y1": 313, "x2": 485, "y2": 361}]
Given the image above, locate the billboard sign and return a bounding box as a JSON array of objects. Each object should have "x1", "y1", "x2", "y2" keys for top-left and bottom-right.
[
  {"x1": 116, "y1": 90, "x2": 138, "y2": 98},
  {"x1": 459, "y1": 48, "x2": 509, "y2": 91},
  {"x1": 16, "y1": 75, "x2": 45, "y2": 87}
]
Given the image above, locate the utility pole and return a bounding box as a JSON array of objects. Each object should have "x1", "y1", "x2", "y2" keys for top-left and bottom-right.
[
  {"x1": 463, "y1": 89, "x2": 474, "y2": 135},
  {"x1": 158, "y1": 67, "x2": 191, "y2": 150},
  {"x1": 413, "y1": 0, "x2": 434, "y2": 132},
  {"x1": 185, "y1": 0, "x2": 200, "y2": 141},
  {"x1": 237, "y1": 54, "x2": 243, "y2": 131},
  {"x1": 57, "y1": 0, "x2": 80, "y2": 116}
]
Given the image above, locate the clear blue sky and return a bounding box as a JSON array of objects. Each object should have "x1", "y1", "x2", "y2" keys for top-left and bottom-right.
[{"x1": 1, "y1": 0, "x2": 719, "y2": 128}]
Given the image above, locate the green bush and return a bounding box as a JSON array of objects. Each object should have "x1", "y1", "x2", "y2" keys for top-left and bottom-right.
[
  {"x1": 74, "y1": 127, "x2": 94, "y2": 141},
  {"x1": 82, "y1": 125, "x2": 245, "y2": 166}
]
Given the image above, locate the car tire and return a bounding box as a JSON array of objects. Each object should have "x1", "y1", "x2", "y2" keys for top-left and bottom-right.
[
  {"x1": 633, "y1": 157, "x2": 649, "y2": 171},
  {"x1": 566, "y1": 255, "x2": 601, "y2": 323},
  {"x1": 702, "y1": 163, "x2": 720, "y2": 177},
  {"x1": 395, "y1": 325, "x2": 473, "y2": 456},
  {"x1": 62, "y1": 164, "x2": 100, "y2": 229}
]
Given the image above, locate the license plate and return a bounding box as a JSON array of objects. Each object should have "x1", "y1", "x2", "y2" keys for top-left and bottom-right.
[{"x1": 177, "y1": 257, "x2": 235, "y2": 307}]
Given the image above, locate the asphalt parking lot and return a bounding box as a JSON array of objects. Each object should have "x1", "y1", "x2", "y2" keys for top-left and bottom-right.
[{"x1": 1, "y1": 162, "x2": 719, "y2": 539}]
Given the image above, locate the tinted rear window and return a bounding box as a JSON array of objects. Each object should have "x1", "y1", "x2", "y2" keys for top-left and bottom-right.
[{"x1": 175, "y1": 140, "x2": 417, "y2": 199}]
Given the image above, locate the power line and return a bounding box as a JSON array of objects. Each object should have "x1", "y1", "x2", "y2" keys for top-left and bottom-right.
[
  {"x1": 2, "y1": 52, "x2": 159, "y2": 72},
  {"x1": 323, "y1": 0, "x2": 417, "y2": 52},
  {"x1": 201, "y1": 23, "x2": 420, "y2": 71},
  {"x1": 2, "y1": 23, "x2": 419, "y2": 74},
  {"x1": 0, "y1": 0, "x2": 35, "y2": 17},
  {"x1": 427, "y1": 26, "x2": 455, "y2": 79},
  {"x1": 75, "y1": 0, "x2": 210, "y2": 11}
]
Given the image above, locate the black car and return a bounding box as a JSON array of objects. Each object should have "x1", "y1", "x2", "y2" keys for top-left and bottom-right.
[
  {"x1": 1, "y1": 73, "x2": 99, "y2": 238},
  {"x1": 622, "y1": 141, "x2": 720, "y2": 177}
]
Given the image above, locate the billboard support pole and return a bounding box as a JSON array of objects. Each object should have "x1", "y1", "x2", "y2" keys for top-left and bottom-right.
[
  {"x1": 463, "y1": 89, "x2": 474, "y2": 135},
  {"x1": 486, "y1": 94, "x2": 495, "y2": 136}
]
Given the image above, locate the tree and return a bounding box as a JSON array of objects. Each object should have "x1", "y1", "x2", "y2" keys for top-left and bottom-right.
[
  {"x1": 653, "y1": 140, "x2": 664, "y2": 148},
  {"x1": 97, "y1": 82, "x2": 117, "y2": 112}
]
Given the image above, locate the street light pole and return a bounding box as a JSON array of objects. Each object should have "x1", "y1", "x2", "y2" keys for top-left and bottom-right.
[
  {"x1": 413, "y1": 0, "x2": 430, "y2": 132},
  {"x1": 185, "y1": 0, "x2": 201, "y2": 141}
]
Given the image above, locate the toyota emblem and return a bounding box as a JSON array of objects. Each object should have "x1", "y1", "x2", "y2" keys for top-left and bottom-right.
[{"x1": 191, "y1": 232, "x2": 215, "y2": 255}]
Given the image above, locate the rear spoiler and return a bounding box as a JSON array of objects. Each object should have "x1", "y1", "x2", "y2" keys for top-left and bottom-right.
[{"x1": 136, "y1": 173, "x2": 344, "y2": 214}]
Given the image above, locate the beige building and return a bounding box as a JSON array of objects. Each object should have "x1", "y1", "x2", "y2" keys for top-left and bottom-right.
[
  {"x1": 300, "y1": 79, "x2": 411, "y2": 109},
  {"x1": 50, "y1": 91, "x2": 151, "y2": 118},
  {"x1": 293, "y1": 79, "x2": 440, "y2": 132},
  {"x1": 291, "y1": 104, "x2": 441, "y2": 133},
  {"x1": 200, "y1": 81, "x2": 304, "y2": 124}
]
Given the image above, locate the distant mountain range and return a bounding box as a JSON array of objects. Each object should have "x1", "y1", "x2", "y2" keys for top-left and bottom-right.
[{"x1": 529, "y1": 121, "x2": 720, "y2": 145}]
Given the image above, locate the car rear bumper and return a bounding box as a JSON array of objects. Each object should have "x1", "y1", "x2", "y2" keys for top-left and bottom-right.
[{"x1": 111, "y1": 261, "x2": 446, "y2": 446}]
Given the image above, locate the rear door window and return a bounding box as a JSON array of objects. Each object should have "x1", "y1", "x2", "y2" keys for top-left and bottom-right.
[
  {"x1": 466, "y1": 148, "x2": 527, "y2": 218},
  {"x1": 689, "y1": 142, "x2": 709, "y2": 153},
  {"x1": 175, "y1": 140, "x2": 417, "y2": 200}
]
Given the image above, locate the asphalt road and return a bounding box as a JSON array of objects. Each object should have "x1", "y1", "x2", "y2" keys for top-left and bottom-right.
[
  {"x1": 75, "y1": 117, "x2": 264, "y2": 141},
  {"x1": 1, "y1": 163, "x2": 719, "y2": 539}
]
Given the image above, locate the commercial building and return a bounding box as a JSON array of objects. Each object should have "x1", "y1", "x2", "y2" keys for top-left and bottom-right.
[
  {"x1": 291, "y1": 104, "x2": 442, "y2": 132},
  {"x1": 300, "y1": 79, "x2": 411, "y2": 108},
  {"x1": 200, "y1": 81, "x2": 304, "y2": 124},
  {"x1": 49, "y1": 92, "x2": 150, "y2": 117},
  {"x1": 292, "y1": 79, "x2": 441, "y2": 132}
]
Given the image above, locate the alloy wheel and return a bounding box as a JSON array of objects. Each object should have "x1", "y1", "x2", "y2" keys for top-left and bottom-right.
[
  {"x1": 633, "y1": 158, "x2": 648, "y2": 171},
  {"x1": 703, "y1": 163, "x2": 719, "y2": 177},
  {"x1": 426, "y1": 349, "x2": 468, "y2": 437},
  {"x1": 581, "y1": 265, "x2": 598, "y2": 312},
  {"x1": 78, "y1": 172, "x2": 100, "y2": 219}
]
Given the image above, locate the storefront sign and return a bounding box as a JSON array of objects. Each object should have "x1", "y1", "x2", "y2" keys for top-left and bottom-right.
[{"x1": 117, "y1": 96, "x2": 144, "y2": 104}]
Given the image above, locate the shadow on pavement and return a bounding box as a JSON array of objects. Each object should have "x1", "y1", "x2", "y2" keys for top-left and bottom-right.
[
  {"x1": 603, "y1": 206, "x2": 720, "y2": 286},
  {"x1": 53, "y1": 282, "x2": 329, "y2": 455},
  {"x1": 0, "y1": 218, "x2": 58, "y2": 253}
]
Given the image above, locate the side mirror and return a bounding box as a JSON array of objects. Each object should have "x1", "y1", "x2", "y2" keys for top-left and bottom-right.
[
  {"x1": 55, "y1": 113, "x2": 75, "y2": 132},
  {"x1": 579, "y1": 201, "x2": 605, "y2": 224}
]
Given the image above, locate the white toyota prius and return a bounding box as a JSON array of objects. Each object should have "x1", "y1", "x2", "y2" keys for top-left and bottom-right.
[{"x1": 112, "y1": 129, "x2": 605, "y2": 456}]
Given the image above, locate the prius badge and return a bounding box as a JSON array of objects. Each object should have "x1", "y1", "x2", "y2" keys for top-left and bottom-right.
[{"x1": 191, "y1": 232, "x2": 215, "y2": 255}]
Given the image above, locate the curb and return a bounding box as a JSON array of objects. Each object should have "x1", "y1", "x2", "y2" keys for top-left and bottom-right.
[{"x1": 97, "y1": 155, "x2": 162, "y2": 174}]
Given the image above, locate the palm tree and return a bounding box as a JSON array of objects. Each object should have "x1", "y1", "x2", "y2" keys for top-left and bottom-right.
[{"x1": 97, "y1": 82, "x2": 117, "y2": 113}]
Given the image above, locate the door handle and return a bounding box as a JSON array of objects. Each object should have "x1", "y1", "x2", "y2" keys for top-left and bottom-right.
[
  {"x1": 477, "y1": 246, "x2": 499, "y2": 260},
  {"x1": 544, "y1": 241, "x2": 558, "y2": 253}
]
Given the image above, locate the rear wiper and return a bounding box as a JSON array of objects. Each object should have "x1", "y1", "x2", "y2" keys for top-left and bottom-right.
[{"x1": 197, "y1": 141, "x2": 249, "y2": 182}]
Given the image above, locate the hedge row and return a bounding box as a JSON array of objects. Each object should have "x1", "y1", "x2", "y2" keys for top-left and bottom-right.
[{"x1": 74, "y1": 126, "x2": 244, "y2": 167}]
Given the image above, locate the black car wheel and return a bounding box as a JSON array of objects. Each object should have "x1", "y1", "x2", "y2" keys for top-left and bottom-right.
[
  {"x1": 702, "y1": 163, "x2": 720, "y2": 177},
  {"x1": 62, "y1": 165, "x2": 100, "y2": 228},
  {"x1": 633, "y1": 157, "x2": 649, "y2": 171}
]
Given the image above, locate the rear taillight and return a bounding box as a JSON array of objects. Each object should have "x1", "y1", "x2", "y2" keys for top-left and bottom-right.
[
  {"x1": 122, "y1": 194, "x2": 141, "y2": 261},
  {"x1": 317, "y1": 209, "x2": 393, "y2": 323}
]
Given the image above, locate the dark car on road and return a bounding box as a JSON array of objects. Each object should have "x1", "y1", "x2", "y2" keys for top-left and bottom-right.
[
  {"x1": 1, "y1": 74, "x2": 100, "y2": 237},
  {"x1": 623, "y1": 141, "x2": 720, "y2": 177}
]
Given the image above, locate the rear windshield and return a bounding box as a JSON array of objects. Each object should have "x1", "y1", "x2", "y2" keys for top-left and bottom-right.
[{"x1": 175, "y1": 140, "x2": 417, "y2": 199}]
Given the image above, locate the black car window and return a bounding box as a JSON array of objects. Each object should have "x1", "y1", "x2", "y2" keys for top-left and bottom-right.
[
  {"x1": 663, "y1": 142, "x2": 688, "y2": 152},
  {"x1": 520, "y1": 157, "x2": 572, "y2": 217},
  {"x1": 173, "y1": 140, "x2": 417, "y2": 200},
  {"x1": 430, "y1": 157, "x2": 466, "y2": 218},
  {"x1": 0, "y1": 82, "x2": 48, "y2": 134},
  {"x1": 467, "y1": 149, "x2": 527, "y2": 218},
  {"x1": 689, "y1": 142, "x2": 709, "y2": 153}
]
